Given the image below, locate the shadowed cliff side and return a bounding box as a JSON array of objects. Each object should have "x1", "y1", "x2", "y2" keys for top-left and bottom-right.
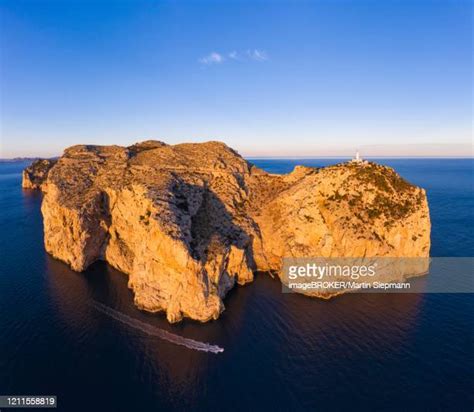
[{"x1": 23, "y1": 140, "x2": 431, "y2": 322}]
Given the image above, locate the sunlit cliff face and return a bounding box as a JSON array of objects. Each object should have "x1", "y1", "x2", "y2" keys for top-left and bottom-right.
[{"x1": 24, "y1": 140, "x2": 430, "y2": 323}]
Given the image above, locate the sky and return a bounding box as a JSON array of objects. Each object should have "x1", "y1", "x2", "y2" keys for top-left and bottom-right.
[{"x1": 0, "y1": 0, "x2": 472, "y2": 158}]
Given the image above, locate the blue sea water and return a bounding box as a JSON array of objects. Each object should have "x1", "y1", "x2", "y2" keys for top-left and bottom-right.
[{"x1": 0, "y1": 159, "x2": 472, "y2": 411}]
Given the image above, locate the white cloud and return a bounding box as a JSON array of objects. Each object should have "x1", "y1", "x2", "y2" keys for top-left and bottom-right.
[
  {"x1": 199, "y1": 52, "x2": 224, "y2": 65},
  {"x1": 199, "y1": 50, "x2": 268, "y2": 65},
  {"x1": 246, "y1": 49, "x2": 268, "y2": 62}
]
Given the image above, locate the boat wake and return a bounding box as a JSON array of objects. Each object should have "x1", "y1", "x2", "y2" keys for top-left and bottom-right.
[{"x1": 91, "y1": 301, "x2": 224, "y2": 354}]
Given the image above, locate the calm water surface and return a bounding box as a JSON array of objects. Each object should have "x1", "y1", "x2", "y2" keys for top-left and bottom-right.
[{"x1": 0, "y1": 159, "x2": 473, "y2": 411}]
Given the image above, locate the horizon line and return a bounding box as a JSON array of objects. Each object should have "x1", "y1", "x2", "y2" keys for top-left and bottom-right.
[
  {"x1": 1, "y1": 155, "x2": 473, "y2": 162},
  {"x1": 245, "y1": 155, "x2": 474, "y2": 159}
]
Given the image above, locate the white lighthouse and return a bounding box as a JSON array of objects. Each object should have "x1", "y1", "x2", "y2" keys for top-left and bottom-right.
[{"x1": 350, "y1": 149, "x2": 367, "y2": 164}]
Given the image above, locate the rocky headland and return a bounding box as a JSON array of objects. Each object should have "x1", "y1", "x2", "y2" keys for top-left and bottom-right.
[
  {"x1": 23, "y1": 141, "x2": 431, "y2": 322},
  {"x1": 22, "y1": 159, "x2": 57, "y2": 189}
]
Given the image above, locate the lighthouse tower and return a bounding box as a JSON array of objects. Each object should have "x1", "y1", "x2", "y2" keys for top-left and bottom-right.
[{"x1": 351, "y1": 149, "x2": 362, "y2": 163}]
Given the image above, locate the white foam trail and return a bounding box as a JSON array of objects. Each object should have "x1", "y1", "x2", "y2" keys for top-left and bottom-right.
[{"x1": 91, "y1": 301, "x2": 224, "y2": 354}]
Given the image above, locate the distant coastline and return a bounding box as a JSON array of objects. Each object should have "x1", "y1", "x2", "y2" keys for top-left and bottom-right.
[
  {"x1": 0, "y1": 157, "x2": 40, "y2": 163},
  {"x1": 1, "y1": 155, "x2": 472, "y2": 162},
  {"x1": 245, "y1": 156, "x2": 474, "y2": 160},
  {"x1": 0, "y1": 157, "x2": 58, "y2": 163}
]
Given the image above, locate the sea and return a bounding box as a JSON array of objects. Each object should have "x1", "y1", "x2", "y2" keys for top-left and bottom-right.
[{"x1": 0, "y1": 159, "x2": 472, "y2": 411}]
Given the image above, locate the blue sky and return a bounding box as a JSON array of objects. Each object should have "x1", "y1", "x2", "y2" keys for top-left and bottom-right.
[{"x1": 0, "y1": 0, "x2": 471, "y2": 157}]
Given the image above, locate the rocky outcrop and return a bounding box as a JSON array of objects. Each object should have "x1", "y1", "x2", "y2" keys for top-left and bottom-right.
[
  {"x1": 249, "y1": 163, "x2": 430, "y2": 269},
  {"x1": 22, "y1": 159, "x2": 57, "y2": 189},
  {"x1": 24, "y1": 141, "x2": 431, "y2": 322}
]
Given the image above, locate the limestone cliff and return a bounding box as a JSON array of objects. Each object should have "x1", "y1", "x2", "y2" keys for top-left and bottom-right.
[
  {"x1": 22, "y1": 159, "x2": 57, "y2": 189},
  {"x1": 23, "y1": 141, "x2": 431, "y2": 322}
]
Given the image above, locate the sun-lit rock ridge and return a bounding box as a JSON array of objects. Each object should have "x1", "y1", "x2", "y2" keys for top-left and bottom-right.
[
  {"x1": 23, "y1": 140, "x2": 431, "y2": 322},
  {"x1": 22, "y1": 159, "x2": 57, "y2": 189}
]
